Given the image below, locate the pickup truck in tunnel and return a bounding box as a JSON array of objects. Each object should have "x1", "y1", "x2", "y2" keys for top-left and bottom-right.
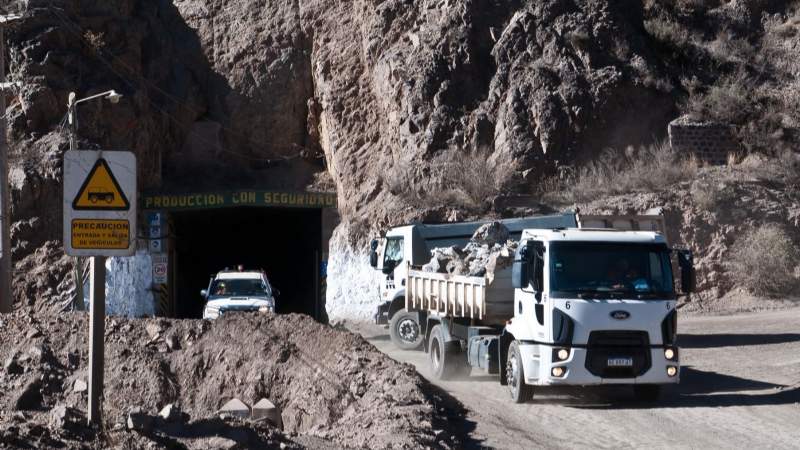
[{"x1": 201, "y1": 269, "x2": 279, "y2": 320}]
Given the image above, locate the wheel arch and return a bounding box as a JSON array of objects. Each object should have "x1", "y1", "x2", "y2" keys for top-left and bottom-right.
[
  {"x1": 387, "y1": 293, "x2": 406, "y2": 319},
  {"x1": 498, "y1": 329, "x2": 515, "y2": 385}
]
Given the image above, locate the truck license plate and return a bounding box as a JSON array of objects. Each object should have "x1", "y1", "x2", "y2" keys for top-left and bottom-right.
[{"x1": 607, "y1": 357, "x2": 633, "y2": 367}]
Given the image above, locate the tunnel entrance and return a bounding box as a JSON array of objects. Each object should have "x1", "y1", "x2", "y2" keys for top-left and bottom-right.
[
  {"x1": 142, "y1": 190, "x2": 338, "y2": 320},
  {"x1": 172, "y1": 207, "x2": 321, "y2": 318}
]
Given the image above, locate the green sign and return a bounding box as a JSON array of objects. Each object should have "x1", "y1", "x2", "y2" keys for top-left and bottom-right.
[{"x1": 141, "y1": 190, "x2": 337, "y2": 211}]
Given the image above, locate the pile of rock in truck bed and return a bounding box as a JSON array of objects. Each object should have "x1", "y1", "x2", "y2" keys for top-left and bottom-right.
[{"x1": 422, "y1": 222, "x2": 517, "y2": 280}]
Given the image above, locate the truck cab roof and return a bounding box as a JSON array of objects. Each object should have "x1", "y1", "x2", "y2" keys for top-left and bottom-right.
[{"x1": 522, "y1": 228, "x2": 667, "y2": 245}]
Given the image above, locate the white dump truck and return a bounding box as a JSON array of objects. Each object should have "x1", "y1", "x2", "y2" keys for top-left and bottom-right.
[
  {"x1": 370, "y1": 213, "x2": 579, "y2": 349},
  {"x1": 369, "y1": 211, "x2": 667, "y2": 351},
  {"x1": 406, "y1": 227, "x2": 694, "y2": 402}
]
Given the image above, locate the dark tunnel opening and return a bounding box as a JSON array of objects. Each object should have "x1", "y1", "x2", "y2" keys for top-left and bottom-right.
[{"x1": 171, "y1": 207, "x2": 322, "y2": 319}]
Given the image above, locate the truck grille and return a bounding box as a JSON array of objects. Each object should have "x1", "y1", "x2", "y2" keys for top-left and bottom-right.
[{"x1": 585, "y1": 331, "x2": 651, "y2": 378}]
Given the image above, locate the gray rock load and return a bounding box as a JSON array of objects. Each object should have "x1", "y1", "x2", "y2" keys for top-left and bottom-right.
[{"x1": 422, "y1": 222, "x2": 517, "y2": 281}]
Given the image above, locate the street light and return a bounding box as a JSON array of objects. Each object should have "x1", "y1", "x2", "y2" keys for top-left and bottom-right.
[
  {"x1": 66, "y1": 89, "x2": 123, "y2": 311},
  {"x1": 67, "y1": 90, "x2": 122, "y2": 152}
]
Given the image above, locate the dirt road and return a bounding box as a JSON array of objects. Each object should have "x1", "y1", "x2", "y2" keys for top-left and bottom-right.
[{"x1": 357, "y1": 308, "x2": 800, "y2": 449}]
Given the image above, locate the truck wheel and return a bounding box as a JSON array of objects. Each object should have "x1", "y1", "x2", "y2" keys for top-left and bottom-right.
[
  {"x1": 389, "y1": 309, "x2": 424, "y2": 350},
  {"x1": 633, "y1": 385, "x2": 661, "y2": 402},
  {"x1": 506, "y1": 341, "x2": 533, "y2": 403},
  {"x1": 428, "y1": 325, "x2": 468, "y2": 380}
]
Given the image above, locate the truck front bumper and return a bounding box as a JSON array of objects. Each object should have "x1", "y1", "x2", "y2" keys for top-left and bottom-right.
[{"x1": 519, "y1": 344, "x2": 680, "y2": 386}]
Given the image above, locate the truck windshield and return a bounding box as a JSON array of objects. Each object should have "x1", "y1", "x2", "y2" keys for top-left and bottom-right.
[
  {"x1": 549, "y1": 242, "x2": 674, "y2": 298},
  {"x1": 209, "y1": 279, "x2": 271, "y2": 298}
]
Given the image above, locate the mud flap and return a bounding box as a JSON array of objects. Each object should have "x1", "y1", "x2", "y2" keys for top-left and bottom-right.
[{"x1": 498, "y1": 330, "x2": 512, "y2": 385}]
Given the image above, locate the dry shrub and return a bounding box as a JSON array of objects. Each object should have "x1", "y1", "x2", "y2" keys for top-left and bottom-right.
[
  {"x1": 727, "y1": 224, "x2": 798, "y2": 297},
  {"x1": 690, "y1": 179, "x2": 735, "y2": 211},
  {"x1": 439, "y1": 146, "x2": 506, "y2": 210},
  {"x1": 644, "y1": 17, "x2": 694, "y2": 49},
  {"x1": 382, "y1": 146, "x2": 507, "y2": 212},
  {"x1": 543, "y1": 142, "x2": 697, "y2": 204}
]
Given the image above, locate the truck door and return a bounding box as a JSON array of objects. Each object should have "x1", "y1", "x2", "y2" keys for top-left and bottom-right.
[
  {"x1": 383, "y1": 236, "x2": 405, "y2": 293},
  {"x1": 514, "y1": 240, "x2": 547, "y2": 341}
]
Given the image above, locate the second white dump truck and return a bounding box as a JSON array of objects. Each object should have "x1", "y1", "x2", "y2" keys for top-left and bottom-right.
[{"x1": 407, "y1": 227, "x2": 695, "y2": 402}]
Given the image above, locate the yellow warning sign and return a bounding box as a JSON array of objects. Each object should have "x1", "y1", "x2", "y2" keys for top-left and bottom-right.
[
  {"x1": 72, "y1": 159, "x2": 130, "y2": 211},
  {"x1": 71, "y1": 219, "x2": 130, "y2": 250}
]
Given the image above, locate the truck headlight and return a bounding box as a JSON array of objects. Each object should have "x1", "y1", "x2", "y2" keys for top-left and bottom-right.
[
  {"x1": 258, "y1": 305, "x2": 274, "y2": 314},
  {"x1": 666, "y1": 366, "x2": 678, "y2": 377},
  {"x1": 204, "y1": 306, "x2": 220, "y2": 319},
  {"x1": 664, "y1": 347, "x2": 677, "y2": 360},
  {"x1": 552, "y1": 348, "x2": 570, "y2": 361}
]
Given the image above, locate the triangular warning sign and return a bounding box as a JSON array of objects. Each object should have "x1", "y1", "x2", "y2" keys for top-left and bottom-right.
[{"x1": 72, "y1": 158, "x2": 130, "y2": 211}]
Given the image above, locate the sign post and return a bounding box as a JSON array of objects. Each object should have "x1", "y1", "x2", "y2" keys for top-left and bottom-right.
[{"x1": 63, "y1": 150, "x2": 136, "y2": 425}]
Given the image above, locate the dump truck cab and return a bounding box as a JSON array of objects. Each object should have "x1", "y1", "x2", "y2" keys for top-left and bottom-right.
[{"x1": 504, "y1": 228, "x2": 692, "y2": 399}]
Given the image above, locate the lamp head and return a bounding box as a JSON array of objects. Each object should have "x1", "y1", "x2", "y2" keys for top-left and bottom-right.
[{"x1": 106, "y1": 90, "x2": 122, "y2": 104}]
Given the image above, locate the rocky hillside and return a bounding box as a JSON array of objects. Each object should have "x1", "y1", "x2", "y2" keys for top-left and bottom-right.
[{"x1": 2, "y1": 0, "x2": 799, "y2": 314}]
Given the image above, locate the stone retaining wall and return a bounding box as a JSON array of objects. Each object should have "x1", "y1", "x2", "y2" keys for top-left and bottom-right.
[{"x1": 668, "y1": 117, "x2": 741, "y2": 165}]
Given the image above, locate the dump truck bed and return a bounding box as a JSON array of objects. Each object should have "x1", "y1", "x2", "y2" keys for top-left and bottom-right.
[{"x1": 406, "y1": 267, "x2": 513, "y2": 325}]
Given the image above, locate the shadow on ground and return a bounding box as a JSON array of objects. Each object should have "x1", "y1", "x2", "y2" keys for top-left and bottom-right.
[
  {"x1": 563, "y1": 366, "x2": 798, "y2": 410},
  {"x1": 679, "y1": 333, "x2": 800, "y2": 348}
]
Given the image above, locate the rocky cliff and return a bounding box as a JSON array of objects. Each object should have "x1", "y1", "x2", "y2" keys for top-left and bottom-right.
[{"x1": 3, "y1": 0, "x2": 798, "y2": 317}]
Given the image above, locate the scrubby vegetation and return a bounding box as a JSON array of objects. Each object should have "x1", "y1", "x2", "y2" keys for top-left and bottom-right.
[
  {"x1": 727, "y1": 224, "x2": 799, "y2": 297},
  {"x1": 644, "y1": 1, "x2": 800, "y2": 156},
  {"x1": 540, "y1": 142, "x2": 697, "y2": 204}
]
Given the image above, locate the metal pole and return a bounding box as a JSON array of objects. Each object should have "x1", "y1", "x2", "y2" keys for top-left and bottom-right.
[
  {"x1": 67, "y1": 93, "x2": 84, "y2": 311},
  {"x1": 87, "y1": 255, "x2": 105, "y2": 425},
  {"x1": 0, "y1": 25, "x2": 12, "y2": 314}
]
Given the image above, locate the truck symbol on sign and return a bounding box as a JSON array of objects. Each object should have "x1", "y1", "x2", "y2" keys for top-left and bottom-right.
[{"x1": 88, "y1": 187, "x2": 115, "y2": 204}]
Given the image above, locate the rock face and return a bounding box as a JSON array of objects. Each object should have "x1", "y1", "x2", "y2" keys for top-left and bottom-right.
[{"x1": 17, "y1": 1, "x2": 795, "y2": 317}]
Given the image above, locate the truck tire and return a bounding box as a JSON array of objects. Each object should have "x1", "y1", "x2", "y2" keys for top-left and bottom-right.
[
  {"x1": 428, "y1": 325, "x2": 469, "y2": 380},
  {"x1": 506, "y1": 341, "x2": 534, "y2": 403},
  {"x1": 389, "y1": 308, "x2": 424, "y2": 350},
  {"x1": 633, "y1": 385, "x2": 661, "y2": 402}
]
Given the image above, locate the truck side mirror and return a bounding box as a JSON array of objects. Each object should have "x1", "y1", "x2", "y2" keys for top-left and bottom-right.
[
  {"x1": 369, "y1": 239, "x2": 379, "y2": 268},
  {"x1": 382, "y1": 259, "x2": 397, "y2": 275},
  {"x1": 512, "y1": 242, "x2": 535, "y2": 289},
  {"x1": 677, "y1": 250, "x2": 696, "y2": 293},
  {"x1": 200, "y1": 289, "x2": 208, "y2": 298}
]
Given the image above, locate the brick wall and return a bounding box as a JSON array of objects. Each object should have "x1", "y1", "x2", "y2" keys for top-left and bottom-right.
[{"x1": 668, "y1": 117, "x2": 741, "y2": 165}]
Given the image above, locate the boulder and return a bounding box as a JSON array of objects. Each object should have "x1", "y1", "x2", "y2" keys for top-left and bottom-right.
[
  {"x1": 72, "y1": 379, "x2": 87, "y2": 393},
  {"x1": 470, "y1": 222, "x2": 510, "y2": 247},
  {"x1": 50, "y1": 405, "x2": 82, "y2": 431}
]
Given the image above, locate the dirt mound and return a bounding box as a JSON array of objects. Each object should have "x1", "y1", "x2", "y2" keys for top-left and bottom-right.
[{"x1": 0, "y1": 310, "x2": 464, "y2": 449}]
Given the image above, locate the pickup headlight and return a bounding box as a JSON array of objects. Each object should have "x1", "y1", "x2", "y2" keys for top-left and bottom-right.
[
  {"x1": 258, "y1": 305, "x2": 274, "y2": 314},
  {"x1": 204, "y1": 306, "x2": 220, "y2": 319}
]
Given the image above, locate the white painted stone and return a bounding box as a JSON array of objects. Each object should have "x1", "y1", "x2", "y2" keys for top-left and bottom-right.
[
  {"x1": 218, "y1": 398, "x2": 250, "y2": 418},
  {"x1": 251, "y1": 398, "x2": 281, "y2": 427}
]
